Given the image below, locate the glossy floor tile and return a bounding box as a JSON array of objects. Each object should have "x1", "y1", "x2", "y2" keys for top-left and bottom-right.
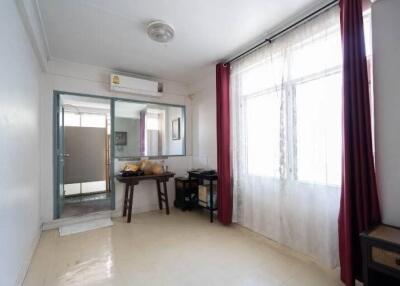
[
  {"x1": 24, "y1": 209, "x2": 344, "y2": 286},
  {"x1": 61, "y1": 193, "x2": 112, "y2": 218}
]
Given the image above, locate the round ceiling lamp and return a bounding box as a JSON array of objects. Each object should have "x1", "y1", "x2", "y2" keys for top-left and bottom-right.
[{"x1": 147, "y1": 20, "x2": 175, "y2": 43}]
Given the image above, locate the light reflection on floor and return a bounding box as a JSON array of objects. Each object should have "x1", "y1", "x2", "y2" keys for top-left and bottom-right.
[{"x1": 24, "y1": 209, "x2": 344, "y2": 286}]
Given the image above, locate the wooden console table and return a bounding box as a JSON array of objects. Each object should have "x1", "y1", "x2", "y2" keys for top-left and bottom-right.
[{"x1": 116, "y1": 172, "x2": 175, "y2": 223}]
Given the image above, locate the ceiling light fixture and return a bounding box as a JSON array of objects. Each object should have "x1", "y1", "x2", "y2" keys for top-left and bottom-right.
[{"x1": 147, "y1": 20, "x2": 174, "y2": 43}]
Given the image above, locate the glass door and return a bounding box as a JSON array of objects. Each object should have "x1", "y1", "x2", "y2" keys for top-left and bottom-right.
[{"x1": 54, "y1": 92, "x2": 113, "y2": 219}]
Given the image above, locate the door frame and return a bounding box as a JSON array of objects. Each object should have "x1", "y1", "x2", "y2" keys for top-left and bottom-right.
[
  {"x1": 53, "y1": 91, "x2": 116, "y2": 219},
  {"x1": 53, "y1": 90, "x2": 187, "y2": 219}
]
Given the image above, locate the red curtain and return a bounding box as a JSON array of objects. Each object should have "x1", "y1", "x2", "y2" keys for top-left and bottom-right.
[
  {"x1": 216, "y1": 63, "x2": 232, "y2": 225},
  {"x1": 338, "y1": 0, "x2": 381, "y2": 285}
]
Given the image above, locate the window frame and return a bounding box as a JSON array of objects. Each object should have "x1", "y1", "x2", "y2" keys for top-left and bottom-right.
[
  {"x1": 239, "y1": 11, "x2": 372, "y2": 186},
  {"x1": 241, "y1": 66, "x2": 343, "y2": 186}
]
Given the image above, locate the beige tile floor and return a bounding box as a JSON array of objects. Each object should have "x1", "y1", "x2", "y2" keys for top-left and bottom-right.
[{"x1": 24, "y1": 209, "x2": 344, "y2": 286}]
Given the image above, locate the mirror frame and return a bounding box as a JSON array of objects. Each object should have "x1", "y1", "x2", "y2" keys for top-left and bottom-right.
[{"x1": 113, "y1": 98, "x2": 186, "y2": 159}]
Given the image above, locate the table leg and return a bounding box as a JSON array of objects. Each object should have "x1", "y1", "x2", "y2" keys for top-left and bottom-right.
[
  {"x1": 156, "y1": 180, "x2": 163, "y2": 210},
  {"x1": 162, "y1": 181, "x2": 170, "y2": 215},
  {"x1": 209, "y1": 180, "x2": 214, "y2": 223},
  {"x1": 127, "y1": 184, "x2": 134, "y2": 223},
  {"x1": 123, "y1": 183, "x2": 129, "y2": 217}
]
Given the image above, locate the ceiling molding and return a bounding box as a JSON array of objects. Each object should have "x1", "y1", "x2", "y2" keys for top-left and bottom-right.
[
  {"x1": 16, "y1": 0, "x2": 50, "y2": 71},
  {"x1": 33, "y1": 0, "x2": 51, "y2": 61}
]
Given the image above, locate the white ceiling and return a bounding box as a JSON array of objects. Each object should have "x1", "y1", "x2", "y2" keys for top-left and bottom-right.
[{"x1": 37, "y1": 0, "x2": 328, "y2": 84}]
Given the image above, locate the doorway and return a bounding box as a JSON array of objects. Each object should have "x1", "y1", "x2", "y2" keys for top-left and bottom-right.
[{"x1": 54, "y1": 92, "x2": 114, "y2": 219}]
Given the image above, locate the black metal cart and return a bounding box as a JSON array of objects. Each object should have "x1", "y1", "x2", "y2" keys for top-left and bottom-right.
[
  {"x1": 187, "y1": 170, "x2": 218, "y2": 223},
  {"x1": 174, "y1": 177, "x2": 198, "y2": 211}
]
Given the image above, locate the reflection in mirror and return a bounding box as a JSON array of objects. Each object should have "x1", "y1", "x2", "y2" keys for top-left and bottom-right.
[{"x1": 114, "y1": 101, "x2": 185, "y2": 157}]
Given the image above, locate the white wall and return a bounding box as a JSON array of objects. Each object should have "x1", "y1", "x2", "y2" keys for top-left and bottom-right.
[
  {"x1": 189, "y1": 69, "x2": 218, "y2": 170},
  {"x1": 372, "y1": 0, "x2": 400, "y2": 227},
  {"x1": 166, "y1": 106, "x2": 185, "y2": 155},
  {"x1": 0, "y1": 1, "x2": 42, "y2": 285},
  {"x1": 40, "y1": 59, "x2": 193, "y2": 223}
]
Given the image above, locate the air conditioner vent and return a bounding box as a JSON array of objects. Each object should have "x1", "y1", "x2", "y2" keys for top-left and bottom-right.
[{"x1": 110, "y1": 74, "x2": 162, "y2": 97}]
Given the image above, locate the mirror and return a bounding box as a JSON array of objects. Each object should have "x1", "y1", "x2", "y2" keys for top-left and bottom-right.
[{"x1": 114, "y1": 100, "x2": 185, "y2": 157}]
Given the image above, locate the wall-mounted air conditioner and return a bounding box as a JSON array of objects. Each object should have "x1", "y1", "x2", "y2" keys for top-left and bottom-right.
[{"x1": 110, "y1": 74, "x2": 163, "y2": 97}]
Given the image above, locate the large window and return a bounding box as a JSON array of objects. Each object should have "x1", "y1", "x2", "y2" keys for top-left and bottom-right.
[
  {"x1": 230, "y1": 7, "x2": 372, "y2": 268},
  {"x1": 295, "y1": 73, "x2": 342, "y2": 185},
  {"x1": 246, "y1": 90, "x2": 280, "y2": 177},
  {"x1": 239, "y1": 29, "x2": 343, "y2": 185},
  {"x1": 233, "y1": 10, "x2": 372, "y2": 187}
]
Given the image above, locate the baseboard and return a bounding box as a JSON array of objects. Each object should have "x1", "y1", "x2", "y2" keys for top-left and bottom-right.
[
  {"x1": 16, "y1": 225, "x2": 42, "y2": 286},
  {"x1": 111, "y1": 203, "x2": 161, "y2": 218},
  {"x1": 42, "y1": 210, "x2": 112, "y2": 230},
  {"x1": 43, "y1": 203, "x2": 161, "y2": 230}
]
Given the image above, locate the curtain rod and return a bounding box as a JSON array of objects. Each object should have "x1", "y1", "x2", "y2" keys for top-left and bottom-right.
[{"x1": 225, "y1": 0, "x2": 339, "y2": 64}]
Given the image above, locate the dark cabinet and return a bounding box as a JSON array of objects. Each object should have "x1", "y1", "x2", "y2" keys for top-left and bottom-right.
[
  {"x1": 174, "y1": 177, "x2": 198, "y2": 211},
  {"x1": 360, "y1": 225, "x2": 400, "y2": 286}
]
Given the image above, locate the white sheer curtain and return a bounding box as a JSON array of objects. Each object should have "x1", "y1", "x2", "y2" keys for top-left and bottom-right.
[{"x1": 231, "y1": 7, "x2": 342, "y2": 267}]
